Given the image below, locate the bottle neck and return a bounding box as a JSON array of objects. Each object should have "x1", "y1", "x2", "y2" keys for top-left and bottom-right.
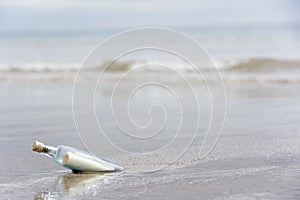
[{"x1": 41, "y1": 145, "x2": 57, "y2": 158}]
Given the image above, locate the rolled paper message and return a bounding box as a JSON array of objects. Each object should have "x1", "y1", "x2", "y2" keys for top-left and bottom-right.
[{"x1": 62, "y1": 151, "x2": 115, "y2": 172}]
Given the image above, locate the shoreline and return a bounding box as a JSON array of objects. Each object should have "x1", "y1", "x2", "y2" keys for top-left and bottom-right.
[{"x1": 1, "y1": 81, "x2": 300, "y2": 199}]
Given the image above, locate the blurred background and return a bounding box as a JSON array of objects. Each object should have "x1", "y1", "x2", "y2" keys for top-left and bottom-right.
[{"x1": 0, "y1": 0, "x2": 300, "y2": 82}]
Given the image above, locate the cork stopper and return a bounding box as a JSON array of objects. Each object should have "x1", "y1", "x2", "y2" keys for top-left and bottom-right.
[{"x1": 32, "y1": 141, "x2": 45, "y2": 153}]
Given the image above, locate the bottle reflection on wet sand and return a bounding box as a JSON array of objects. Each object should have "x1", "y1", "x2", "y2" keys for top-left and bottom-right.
[{"x1": 34, "y1": 172, "x2": 121, "y2": 200}]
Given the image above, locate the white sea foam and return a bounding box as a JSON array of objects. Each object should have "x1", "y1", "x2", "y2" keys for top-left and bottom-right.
[{"x1": 0, "y1": 58, "x2": 300, "y2": 83}]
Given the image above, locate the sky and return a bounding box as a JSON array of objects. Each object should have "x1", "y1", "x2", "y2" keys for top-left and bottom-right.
[{"x1": 0, "y1": 0, "x2": 299, "y2": 33}]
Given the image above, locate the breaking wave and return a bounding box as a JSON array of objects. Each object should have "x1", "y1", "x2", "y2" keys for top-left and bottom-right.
[
  {"x1": 225, "y1": 58, "x2": 300, "y2": 72},
  {"x1": 1, "y1": 58, "x2": 300, "y2": 72},
  {"x1": 1, "y1": 58, "x2": 300, "y2": 83},
  {"x1": 0, "y1": 61, "x2": 135, "y2": 73}
]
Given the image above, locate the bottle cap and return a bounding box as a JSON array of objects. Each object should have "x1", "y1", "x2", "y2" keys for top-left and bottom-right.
[{"x1": 32, "y1": 141, "x2": 45, "y2": 153}]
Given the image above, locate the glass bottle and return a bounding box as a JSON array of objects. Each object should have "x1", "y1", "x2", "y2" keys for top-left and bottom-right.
[{"x1": 32, "y1": 141, "x2": 124, "y2": 172}]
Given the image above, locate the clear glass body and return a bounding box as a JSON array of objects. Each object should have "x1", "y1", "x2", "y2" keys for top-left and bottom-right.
[{"x1": 41, "y1": 145, "x2": 124, "y2": 172}]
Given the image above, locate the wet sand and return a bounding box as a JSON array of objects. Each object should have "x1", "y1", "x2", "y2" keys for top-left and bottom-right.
[{"x1": 0, "y1": 81, "x2": 300, "y2": 199}]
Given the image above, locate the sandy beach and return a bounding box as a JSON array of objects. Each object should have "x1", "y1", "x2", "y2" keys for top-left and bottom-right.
[
  {"x1": 1, "y1": 1, "x2": 300, "y2": 199},
  {"x1": 0, "y1": 80, "x2": 299, "y2": 199}
]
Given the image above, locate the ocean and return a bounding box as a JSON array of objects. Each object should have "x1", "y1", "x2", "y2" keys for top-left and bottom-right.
[{"x1": 1, "y1": 25, "x2": 300, "y2": 82}]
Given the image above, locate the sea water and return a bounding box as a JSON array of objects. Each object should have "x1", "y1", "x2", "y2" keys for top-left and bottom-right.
[{"x1": 0, "y1": 25, "x2": 300, "y2": 82}]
